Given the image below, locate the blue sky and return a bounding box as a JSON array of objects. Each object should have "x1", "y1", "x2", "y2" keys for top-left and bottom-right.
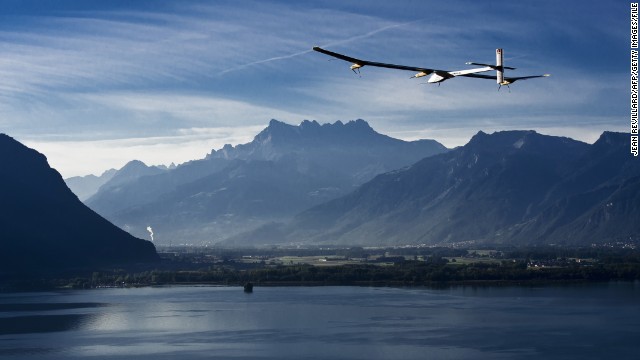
[{"x1": 0, "y1": 0, "x2": 629, "y2": 176}]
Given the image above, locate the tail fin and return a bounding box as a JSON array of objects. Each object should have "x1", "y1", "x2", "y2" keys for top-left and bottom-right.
[{"x1": 496, "y1": 48, "x2": 504, "y2": 84}]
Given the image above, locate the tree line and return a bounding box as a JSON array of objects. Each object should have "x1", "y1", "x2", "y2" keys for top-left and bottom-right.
[
  {"x1": 3, "y1": 247, "x2": 639, "y2": 291},
  {"x1": 36, "y1": 257, "x2": 640, "y2": 290}
]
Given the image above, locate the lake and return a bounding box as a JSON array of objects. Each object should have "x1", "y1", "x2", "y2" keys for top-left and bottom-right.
[{"x1": 1, "y1": 283, "x2": 638, "y2": 359}]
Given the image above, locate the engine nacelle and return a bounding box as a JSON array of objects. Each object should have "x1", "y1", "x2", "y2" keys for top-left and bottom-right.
[
  {"x1": 427, "y1": 73, "x2": 446, "y2": 83},
  {"x1": 412, "y1": 72, "x2": 428, "y2": 78}
]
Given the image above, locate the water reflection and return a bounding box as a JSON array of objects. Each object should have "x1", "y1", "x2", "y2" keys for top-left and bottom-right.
[
  {"x1": 0, "y1": 302, "x2": 107, "y2": 312},
  {"x1": 0, "y1": 284, "x2": 638, "y2": 359},
  {"x1": 0, "y1": 302, "x2": 108, "y2": 335},
  {"x1": 0, "y1": 314, "x2": 95, "y2": 335}
]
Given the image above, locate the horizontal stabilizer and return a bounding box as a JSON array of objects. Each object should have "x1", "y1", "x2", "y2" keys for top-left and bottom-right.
[{"x1": 466, "y1": 62, "x2": 516, "y2": 70}]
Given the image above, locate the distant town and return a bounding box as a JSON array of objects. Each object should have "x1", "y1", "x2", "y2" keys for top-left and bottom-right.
[{"x1": 6, "y1": 242, "x2": 634, "y2": 291}]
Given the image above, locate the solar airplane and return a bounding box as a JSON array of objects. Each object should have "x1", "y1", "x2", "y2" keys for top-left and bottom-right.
[{"x1": 313, "y1": 47, "x2": 549, "y2": 90}]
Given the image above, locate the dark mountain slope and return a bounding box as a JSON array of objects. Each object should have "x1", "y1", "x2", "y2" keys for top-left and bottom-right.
[
  {"x1": 0, "y1": 134, "x2": 158, "y2": 272},
  {"x1": 270, "y1": 130, "x2": 637, "y2": 246},
  {"x1": 508, "y1": 132, "x2": 640, "y2": 244}
]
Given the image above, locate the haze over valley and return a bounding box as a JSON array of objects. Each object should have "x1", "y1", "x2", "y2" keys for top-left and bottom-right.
[
  {"x1": 67, "y1": 119, "x2": 447, "y2": 245},
  {"x1": 62, "y1": 119, "x2": 639, "y2": 248}
]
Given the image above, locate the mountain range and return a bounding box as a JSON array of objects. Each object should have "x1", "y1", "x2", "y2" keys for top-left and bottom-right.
[
  {"x1": 3, "y1": 114, "x2": 633, "y2": 274},
  {"x1": 76, "y1": 119, "x2": 447, "y2": 244},
  {"x1": 66, "y1": 160, "x2": 176, "y2": 201},
  {"x1": 228, "y1": 130, "x2": 640, "y2": 246},
  {"x1": 0, "y1": 134, "x2": 158, "y2": 273},
  {"x1": 64, "y1": 120, "x2": 639, "y2": 248},
  {"x1": 65, "y1": 168, "x2": 117, "y2": 201}
]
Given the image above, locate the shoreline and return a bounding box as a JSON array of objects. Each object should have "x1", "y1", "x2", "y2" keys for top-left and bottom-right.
[{"x1": 3, "y1": 277, "x2": 638, "y2": 293}]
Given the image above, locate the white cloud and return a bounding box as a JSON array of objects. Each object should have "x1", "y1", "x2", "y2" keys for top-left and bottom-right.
[
  {"x1": 76, "y1": 92, "x2": 312, "y2": 127},
  {"x1": 21, "y1": 125, "x2": 264, "y2": 178},
  {"x1": 1, "y1": 1, "x2": 629, "y2": 178}
]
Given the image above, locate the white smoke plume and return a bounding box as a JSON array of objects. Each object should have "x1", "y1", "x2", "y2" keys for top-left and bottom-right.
[{"x1": 146, "y1": 226, "x2": 154, "y2": 241}]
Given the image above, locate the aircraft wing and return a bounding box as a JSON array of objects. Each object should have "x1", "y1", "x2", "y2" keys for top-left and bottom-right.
[{"x1": 313, "y1": 46, "x2": 436, "y2": 73}]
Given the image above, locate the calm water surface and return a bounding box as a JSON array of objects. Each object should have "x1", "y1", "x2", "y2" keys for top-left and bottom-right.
[{"x1": 0, "y1": 283, "x2": 638, "y2": 359}]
